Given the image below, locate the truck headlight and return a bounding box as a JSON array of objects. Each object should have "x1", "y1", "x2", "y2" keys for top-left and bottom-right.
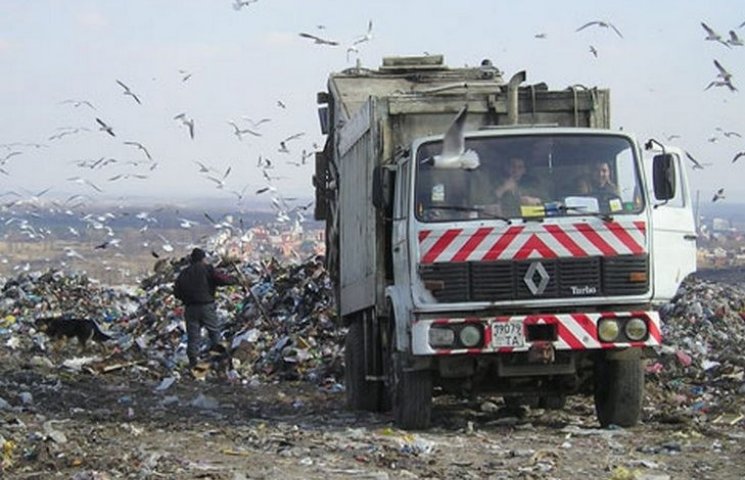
[
  {"x1": 598, "y1": 319, "x2": 620, "y2": 342},
  {"x1": 624, "y1": 318, "x2": 648, "y2": 341},
  {"x1": 459, "y1": 325, "x2": 482, "y2": 348},
  {"x1": 429, "y1": 327, "x2": 455, "y2": 347}
]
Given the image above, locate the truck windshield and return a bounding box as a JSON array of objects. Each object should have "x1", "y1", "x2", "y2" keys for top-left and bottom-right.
[{"x1": 414, "y1": 133, "x2": 644, "y2": 222}]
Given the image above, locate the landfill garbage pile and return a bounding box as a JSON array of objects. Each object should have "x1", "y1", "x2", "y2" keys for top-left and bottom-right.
[
  {"x1": 648, "y1": 276, "x2": 745, "y2": 424},
  {"x1": 0, "y1": 253, "x2": 343, "y2": 387}
]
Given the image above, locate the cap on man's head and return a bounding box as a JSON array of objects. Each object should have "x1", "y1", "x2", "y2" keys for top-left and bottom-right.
[{"x1": 190, "y1": 248, "x2": 206, "y2": 263}]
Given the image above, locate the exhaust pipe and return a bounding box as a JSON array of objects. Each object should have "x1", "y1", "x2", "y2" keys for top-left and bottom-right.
[{"x1": 507, "y1": 71, "x2": 527, "y2": 125}]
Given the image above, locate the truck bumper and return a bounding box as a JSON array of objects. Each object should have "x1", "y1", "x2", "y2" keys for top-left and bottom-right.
[{"x1": 411, "y1": 310, "x2": 661, "y2": 355}]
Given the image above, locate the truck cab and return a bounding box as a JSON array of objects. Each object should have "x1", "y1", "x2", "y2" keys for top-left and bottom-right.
[{"x1": 315, "y1": 55, "x2": 696, "y2": 429}]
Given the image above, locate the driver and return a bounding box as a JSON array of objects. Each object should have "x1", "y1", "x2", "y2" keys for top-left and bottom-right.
[{"x1": 590, "y1": 161, "x2": 619, "y2": 196}]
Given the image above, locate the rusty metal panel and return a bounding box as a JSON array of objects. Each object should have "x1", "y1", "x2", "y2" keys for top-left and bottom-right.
[{"x1": 338, "y1": 99, "x2": 377, "y2": 316}]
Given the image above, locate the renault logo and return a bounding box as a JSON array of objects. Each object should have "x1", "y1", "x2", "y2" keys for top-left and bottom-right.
[{"x1": 524, "y1": 261, "x2": 550, "y2": 295}]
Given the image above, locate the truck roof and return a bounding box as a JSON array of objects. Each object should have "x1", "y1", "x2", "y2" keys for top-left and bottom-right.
[{"x1": 328, "y1": 55, "x2": 506, "y2": 120}]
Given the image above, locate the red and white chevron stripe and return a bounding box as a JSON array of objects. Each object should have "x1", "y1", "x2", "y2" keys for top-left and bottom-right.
[
  {"x1": 411, "y1": 311, "x2": 661, "y2": 355},
  {"x1": 417, "y1": 221, "x2": 646, "y2": 264}
]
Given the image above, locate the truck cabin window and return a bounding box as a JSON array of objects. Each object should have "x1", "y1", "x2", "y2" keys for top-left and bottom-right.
[{"x1": 414, "y1": 134, "x2": 644, "y2": 222}]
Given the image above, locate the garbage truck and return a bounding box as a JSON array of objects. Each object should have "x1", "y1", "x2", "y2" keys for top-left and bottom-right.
[{"x1": 313, "y1": 55, "x2": 697, "y2": 429}]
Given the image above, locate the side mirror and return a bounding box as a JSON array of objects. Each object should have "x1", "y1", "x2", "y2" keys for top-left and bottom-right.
[
  {"x1": 652, "y1": 153, "x2": 676, "y2": 200},
  {"x1": 372, "y1": 165, "x2": 394, "y2": 213}
]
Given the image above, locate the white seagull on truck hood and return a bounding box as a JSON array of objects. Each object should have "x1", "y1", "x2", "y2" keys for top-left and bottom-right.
[{"x1": 422, "y1": 105, "x2": 480, "y2": 170}]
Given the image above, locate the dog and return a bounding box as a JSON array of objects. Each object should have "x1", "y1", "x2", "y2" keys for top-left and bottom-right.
[{"x1": 34, "y1": 316, "x2": 112, "y2": 348}]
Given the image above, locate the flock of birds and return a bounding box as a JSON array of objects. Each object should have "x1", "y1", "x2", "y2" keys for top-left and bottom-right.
[{"x1": 0, "y1": 7, "x2": 743, "y2": 277}]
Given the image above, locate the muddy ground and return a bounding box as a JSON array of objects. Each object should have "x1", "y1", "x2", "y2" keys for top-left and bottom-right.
[{"x1": 1, "y1": 354, "x2": 743, "y2": 480}]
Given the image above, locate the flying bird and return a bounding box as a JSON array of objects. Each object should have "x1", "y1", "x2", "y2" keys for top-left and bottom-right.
[
  {"x1": 174, "y1": 113, "x2": 195, "y2": 139},
  {"x1": 589, "y1": 45, "x2": 598, "y2": 57},
  {"x1": 712, "y1": 188, "x2": 725, "y2": 202},
  {"x1": 67, "y1": 176, "x2": 103, "y2": 192},
  {"x1": 298, "y1": 32, "x2": 339, "y2": 46},
  {"x1": 178, "y1": 69, "x2": 192, "y2": 82},
  {"x1": 232, "y1": 0, "x2": 257, "y2": 10},
  {"x1": 685, "y1": 152, "x2": 704, "y2": 170},
  {"x1": 352, "y1": 20, "x2": 373, "y2": 45},
  {"x1": 420, "y1": 105, "x2": 480, "y2": 170},
  {"x1": 701, "y1": 22, "x2": 730, "y2": 47},
  {"x1": 728, "y1": 30, "x2": 744, "y2": 46},
  {"x1": 95, "y1": 118, "x2": 115, "y2": 137},
  {"x1": 576, "y1": 20, "x2": 623, "y2": 38},
  {"x1": 123, "y1": 141, "x2": 152, "y2": 161},
  {"x1": 534, "y1": 33, "x2": 547, "y2": 39},
  {"x1": 732, "y1": 152, "x2": 745, "y2": 163},
  {"x1": 59, "y1": 99, "x2": 96, "y2": 110},
  {"x1": 242, "y1": 116, "x2": 271, "y2": 128},
  {"x1": 116, "y1": 80, "x2": 142, "y2": 104},
  {"x1": 228, "y1": 121, "x2": 260, "y2": 140},
  {"x1": 714, "y1": 59, "x2": 733, "y2": 82}
]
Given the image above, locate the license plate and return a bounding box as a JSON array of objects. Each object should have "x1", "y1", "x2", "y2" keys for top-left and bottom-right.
[{"x1": 492, "y1": 320, "x2": 525, "y2": 348}]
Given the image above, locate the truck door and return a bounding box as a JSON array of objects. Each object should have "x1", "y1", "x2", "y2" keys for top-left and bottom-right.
[
  {"x1": 392, "y1": 158, "x2": 410, "y2": 285},
  {"x1": 649, "y1": 149, "x2": 697, "y2": 302}
]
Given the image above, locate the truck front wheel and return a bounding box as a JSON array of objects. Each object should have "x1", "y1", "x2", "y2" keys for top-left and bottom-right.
[
  {"x1": 388, "y1": 348, "x2": 432, "y2": 430},
  {"x1": 344, "y1": 319, "x2": 382, "y2": 412},
  {"x1": 593, "y1": 357, "x2": 643, "y2": 427}
]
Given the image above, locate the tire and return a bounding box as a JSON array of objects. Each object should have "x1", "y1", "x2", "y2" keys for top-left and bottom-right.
[
  {"x1": 344, "y1": 319, "x2": 382, "y2": 412},
  {"x1": 389, "y1": 350, "x2": 433, "y2": 430},
  {"x1": 504, "y1": 395, "x2": 539, "y2": 409},
  {"x1": 539, "y1": 395, "x2": 566, "y2": 410},
  {"x1": 594, "y1": 358, "x2": 643, "y2": 427}
]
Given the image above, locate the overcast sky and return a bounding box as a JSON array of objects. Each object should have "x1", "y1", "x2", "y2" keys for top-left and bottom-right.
[{"x1": 1, "y1": 0, "x2": 743, "y2": 209}]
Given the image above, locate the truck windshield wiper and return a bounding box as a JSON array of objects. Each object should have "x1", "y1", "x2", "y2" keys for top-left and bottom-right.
[
  {"x1": 557, "y1": 205, "x2": 614, "y2": 223},
  {"x1": 427, "y1": 205, "x2": 512, "y2": 223}
]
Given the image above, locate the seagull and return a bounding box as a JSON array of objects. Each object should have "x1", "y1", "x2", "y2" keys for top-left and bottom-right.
[
  {"x1": 123, "y1": 141, "x2": 152, "y2": 161},
  {"x1": 0, "y1": 151, "x2": 21, "y2": 165},
  {"x1": 728, "y1": 30, "x2": 744, "y2": 46},
  {"x1": 179, "y1": 218, "x2": 199, "y2": 229},
  {"x1": 732, "y1": 152, "x2": 745, "y2": 163},
  {"x1": 276, "y1": 100, "x2": 287, "y2": 109},
  {"x1": 420, "y1": 105, "x2": 479, "y2": 170},
  {"x1": 352, "y1": 20, "x2": 373, "y2": 45},
  {"x1": 576, "y1": 20, "x2": 623, "y2": 38},
  {"x1": 228, "y1": 121, "x2": 261, "y2": 140},
  {"x1": 685, "y1": 152, "x2": 704, "y2": 170},
  {"x1": 705, "y1": 78, "x2": 737, "y2": 92},
  {"x1": 716, "y1": 127, "x2": 741, "y2": 138},
  {"x1": 194, "y1": 160, "x2": 214, "y2": 173},
  {"x1": 712, "y1": 188, "x2": 725, "y2": 202},
  {"x1": 589, "y1": 45, "x2": 598, "y2": 57},
  {"x1": 701, "y1": 22, "x2": 730, "y2": 47},
  {"x1": 714, "y1": 59, "x2": 733, "y2": 82},
  {"x1": 232, "y1": 0, "x2": 257, "y2": 10},
  {"x1": 282, "y1": 132, "x2": 305, "y2": 143},
  {"x1": 67, "y1": 176, "x2": 103, "y2": 192},
  {"x1": 256, "y1": 185, "x2": 277, "y2": 195},
  {"x1": 298, "y1": 32, "x2": 339, "y2": 46},
  {"x1": 96, "y1": 117, "x2": 115, "y2": 137},
  {"x1": 116, "y1": 79, "x2": 142, "y2": 104},
  {"x1": 174, "y1": 113, "x2": 195, "y2": 139},
  {"x1": 178, "y1": 69, "x2": 192, "y2": 82},
  {"x1": 59, "y1": 99, "x2": 96, "y2": 110},
  {"x1": 242, "y1": 116, "x2": 271, "y2": 128},
  {"x1": 534, "y1": 33, "x2": 547, "y2": 39}
]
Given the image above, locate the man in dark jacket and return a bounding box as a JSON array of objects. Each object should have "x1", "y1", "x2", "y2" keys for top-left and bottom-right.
[{"x1": 173, "y1": 248, "x2": 237, "y2": 368}]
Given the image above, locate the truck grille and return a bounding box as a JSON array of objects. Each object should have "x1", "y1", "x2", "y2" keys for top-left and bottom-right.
[{"x1": 419, "y1": 255, "x2": 648, "y2": 302}]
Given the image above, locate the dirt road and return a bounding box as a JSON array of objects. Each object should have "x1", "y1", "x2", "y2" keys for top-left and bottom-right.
[{"x1": 1, "y1": 361, "x2": 743, "y2": 480}]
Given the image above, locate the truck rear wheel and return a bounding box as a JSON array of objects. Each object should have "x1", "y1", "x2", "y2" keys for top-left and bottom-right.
[
  {"x1": 594, "y1": 358, "x2": 643, "y2": 427},
  {"x1": 344, "y1": 319, "x2": 382, "y2": 412},
  {"x1": 389, "y1": 350, "x2": 433, "y2": 430}
]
